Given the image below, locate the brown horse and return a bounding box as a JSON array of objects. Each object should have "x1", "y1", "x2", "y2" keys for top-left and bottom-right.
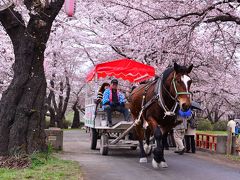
[{"x1": 129, "y1": 63, "x2": 193, "y2": 168}]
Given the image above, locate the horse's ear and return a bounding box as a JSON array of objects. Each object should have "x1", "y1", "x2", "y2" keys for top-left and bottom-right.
[
  {"x1": 187, "y1": 64, "x2": 193, "y2": 74},
  {"x1": 174, "y1": 62, "x2": 179, "y2": 73}
]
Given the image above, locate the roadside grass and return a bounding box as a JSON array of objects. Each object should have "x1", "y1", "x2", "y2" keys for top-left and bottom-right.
[
  {"x1": 225, "y1": 154, "x2": 240, "y2": 162},
  {"x1": 197, "y1": 130, "x2": 227, "y2": 135},
  {"x1": 0, "y1": 153, "x2": 82, "y2": 180}
]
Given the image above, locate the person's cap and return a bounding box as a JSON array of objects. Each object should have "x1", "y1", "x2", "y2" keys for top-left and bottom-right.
[{"x1": 111, "y1": 79, "x2": 118, "y2": 84}]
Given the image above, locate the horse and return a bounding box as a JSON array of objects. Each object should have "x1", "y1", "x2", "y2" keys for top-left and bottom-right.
[{"x1": 128, "y1": 62, "x2": 193, "y2": 168}]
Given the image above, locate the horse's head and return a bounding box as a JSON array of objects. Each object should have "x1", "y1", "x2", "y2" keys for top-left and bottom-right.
[{"x1": 168, "y1": 63, "x2": 193, "y2": 111}]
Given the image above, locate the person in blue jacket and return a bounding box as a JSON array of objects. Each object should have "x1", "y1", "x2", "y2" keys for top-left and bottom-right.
[
  {"x1": 235, "y1": 122, "x2": 240, "y2": 136},
  {"x1": 102, "y1": 79, "x2": 129, "y2": 127}
]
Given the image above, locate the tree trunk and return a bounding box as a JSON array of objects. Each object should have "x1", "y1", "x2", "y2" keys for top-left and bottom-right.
[
  {"x1": 71, "y1": 101, "x2": 80, "y2": 129},
  {"x1": 49, "y1": 106, "x2": 56, "y2": 127},
  {"x1": 55, "y1": 76, "x2": 71, "y2": 129},
  {"x1": 0, "y1": 1, "x2": 64, "y2": 155}
]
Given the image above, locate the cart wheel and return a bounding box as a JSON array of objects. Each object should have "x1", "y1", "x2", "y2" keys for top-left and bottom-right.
[
  {"x1": 100, "y1": 134, "x2": 109, "y2": 155},
  {"x1": 90, "y1": 128, "x2": 98, "y2": 150},
  {"x1": 130, "y1": 146, "x2": 137, "y2": 150}
]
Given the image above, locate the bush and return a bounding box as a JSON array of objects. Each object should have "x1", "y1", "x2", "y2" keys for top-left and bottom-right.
[
  {"x1": 80, "y1": 121, "x2": 84, "y2": 128},
  {"x1": 213, "y1": 121, "x2": 228, "y2": 131},
  {"x1": 197, "y1": 119, "x2": 213, "y2": 131},
  {"x1": 63, "y1": 119, "x2": 71, "y2": 129}
]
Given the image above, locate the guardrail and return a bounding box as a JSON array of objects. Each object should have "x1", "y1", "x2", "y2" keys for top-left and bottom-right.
[{"x1": 196, "y1": 133, "x2": 217, "y2": 152}]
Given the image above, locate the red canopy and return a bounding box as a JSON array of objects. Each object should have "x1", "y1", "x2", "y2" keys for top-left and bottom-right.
[{"x1": 86, "y1": 59, "x2": 155, "y2": 83}]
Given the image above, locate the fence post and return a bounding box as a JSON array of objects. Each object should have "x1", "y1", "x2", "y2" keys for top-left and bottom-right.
[
  {"x1": 227, "y1": 127, "x2": 232, "y2": 155},
  {"x1": 232, "y1": 136, "x2": 237, "y2": 155},
  {"x1": 206, "y1": 135, "x2": 210, "y2": 149}
]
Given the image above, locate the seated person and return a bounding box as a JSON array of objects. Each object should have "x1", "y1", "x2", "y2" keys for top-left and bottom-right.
[
  {"x1": 102, "y1": 79, "x2": 129, "y2": 127},
  {"x1": 96, "y1": 82, "x2": 110, "y2": 104}
]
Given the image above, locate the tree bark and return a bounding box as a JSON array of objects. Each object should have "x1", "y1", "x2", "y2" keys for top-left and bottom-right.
[
  {"x1": 0, "y1": 1, "x2": 64, "y2": 155},
  {"x1": 48, "y1": 75, "x2": 71, "y2": 129},
  {"x1": 71, "y1": 101, "x2": 80, "y2": 129}
]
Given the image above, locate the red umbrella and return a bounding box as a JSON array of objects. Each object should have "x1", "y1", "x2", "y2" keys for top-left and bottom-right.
[{"x1": 86, "y1": 59, "x2": 155, "y2": 83}]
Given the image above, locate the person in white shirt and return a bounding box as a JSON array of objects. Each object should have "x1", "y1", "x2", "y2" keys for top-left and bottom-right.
[{"x1": 227, "y1": 119, "x2": 236, "y2": 134}]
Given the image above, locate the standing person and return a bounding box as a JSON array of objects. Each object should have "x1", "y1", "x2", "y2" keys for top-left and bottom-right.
[
  {"x1": 102, "y1": 79, "x2": 129, "y2": 127},
  {"x1": 173, "y1": 109, "x2": 191, "y2": 155},
  {"x1": 185, "y1": 112, "x2": 197, "y2": 153},
  {"x1": 235, "y1": 122, "x2": 240, "y2": 136},
  {"x1": 173, "y1": 120, "x2": 186, "y2": 155},
  {"x1": 227, "y1": 119, "x2": 236, "y2": 135}
]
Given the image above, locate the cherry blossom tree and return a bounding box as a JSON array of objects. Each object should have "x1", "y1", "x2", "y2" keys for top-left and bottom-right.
[
  {"x1": 1, "y1": 0, "x2": 240, "y2": 157},
  {"x1": 79, "y1": 0, "x2": 240, "y2": 120},
  {"x1": 0, "y1": 0, "x2": 64, "y2": 155}
]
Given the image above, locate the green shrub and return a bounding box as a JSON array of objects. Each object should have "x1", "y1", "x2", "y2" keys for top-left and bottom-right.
[
  {"x1": 63, "y1": 119, "x2": 71, "y2": 129},
  {"x1": 30, "y1": 144, "x2": 53, "y2": 168},
  {"x1": 80, "y1": 121, "x2": 84, "y2": 128},
  {"x1": 197, "y1": 119, "x2": 213, "y2": 131},
  {"x1": 213, "y1": 121, "x2": 228, "y2": 131}
]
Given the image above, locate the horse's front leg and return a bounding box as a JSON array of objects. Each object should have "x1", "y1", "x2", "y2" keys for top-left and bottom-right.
[
  {"x1": 148, "y1": 117, "x2": 168, "y2": 169},
  {"x1": 135, "y1": 123, "x2": 147, "y2": 163}
]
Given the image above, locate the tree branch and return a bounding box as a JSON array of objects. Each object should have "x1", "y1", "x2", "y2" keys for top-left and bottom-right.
[
  {"x1": 61, "y1": 75, "x2": 71, "y2": 118},
  {"x1": 0, "y1": 5, "x2": 26, "y2": 44},
  {"x1": 205, "y1": 15, "x2": 240, "y2": 25}
]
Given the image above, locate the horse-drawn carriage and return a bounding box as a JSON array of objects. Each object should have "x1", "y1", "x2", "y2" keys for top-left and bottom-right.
[
  {"x1": 84, "y1": 59, "x2": 195, "y2": 169},
  {"x1": 84, "y1": 59, "x2": 155, "y2": 155}
]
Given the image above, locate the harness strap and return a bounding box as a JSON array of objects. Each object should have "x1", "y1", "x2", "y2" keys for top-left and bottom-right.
[
  {"x1": 138, "y1": 74, "x2": 178, "y2": 120},
  {"x1": 142, "y1": 95, "x2": 159, "y2": 110},
  {"x1": 156, "y1": 74, "x2": 178, "y2": 116}
]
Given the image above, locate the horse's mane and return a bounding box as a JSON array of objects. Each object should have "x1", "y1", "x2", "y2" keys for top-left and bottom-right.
[
  {"x1": 161, "y1": 67, "x2": 174, "y2": 83},
  {"x1": 128, "y1": 67, "x2": 174, "y2": 102}
]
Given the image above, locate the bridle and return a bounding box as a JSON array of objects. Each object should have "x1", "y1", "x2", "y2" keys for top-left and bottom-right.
[
  {"x1": 171, "y1": 72, "x2": 193, "y2": 100},
  {"x1": 154, "y1": 71, "x2": 192, "y2": 117},
  {"x1": 131, "y1": 70, "x2": 193, "y2": 122}
]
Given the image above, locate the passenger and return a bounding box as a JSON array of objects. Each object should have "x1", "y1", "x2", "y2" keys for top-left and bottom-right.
[
  {"x1": 102, "y1": 79, "x2": 129, "y2": 127},
  {"x1": 96, "y1": 82, "x2": 110, "y2": 104}
]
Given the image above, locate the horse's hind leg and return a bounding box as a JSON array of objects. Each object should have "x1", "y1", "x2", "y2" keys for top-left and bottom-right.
[
  {"x1": 135, "y1": 123, "x2": 147, "y2": 163},
  {"x1": 144, "y1": 125, "x2": 152, "y2": 156},
  {"x1": 148, "y1": 117, "x2": 168, "y2": 169}
]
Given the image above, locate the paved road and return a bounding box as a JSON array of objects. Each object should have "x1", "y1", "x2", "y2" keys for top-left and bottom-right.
[{"x1": 61, "y1": 130, "x2": 240, "y2": 180}]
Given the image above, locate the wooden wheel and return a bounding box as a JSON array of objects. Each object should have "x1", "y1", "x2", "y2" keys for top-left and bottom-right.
[{"x1": 100, "y1": 134, "x2": 109, "y2": 155}]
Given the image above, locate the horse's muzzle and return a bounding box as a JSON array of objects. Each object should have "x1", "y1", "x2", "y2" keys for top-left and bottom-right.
[{"x1": 181, "y1": 103, "x2": 190, "y2": 112}]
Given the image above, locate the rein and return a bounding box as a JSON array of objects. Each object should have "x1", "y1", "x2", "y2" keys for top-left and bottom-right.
[{"x1": 155, "y1": 74, "x2": 178, "y2": 117}]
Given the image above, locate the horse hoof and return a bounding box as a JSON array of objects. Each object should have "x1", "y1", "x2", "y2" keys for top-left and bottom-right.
[
  {"x1": 144, "y1": 144, "x2": 152, "y2": 155},
  {"x1": 160, "y1": 161, "x2": 168, "y2": 168},
  {"x1": 139, "y1": 157, "x2": 147, "y2": 163},
  {"x1": 152, "y1": 159, "x2": 159, "y2": 169}
]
